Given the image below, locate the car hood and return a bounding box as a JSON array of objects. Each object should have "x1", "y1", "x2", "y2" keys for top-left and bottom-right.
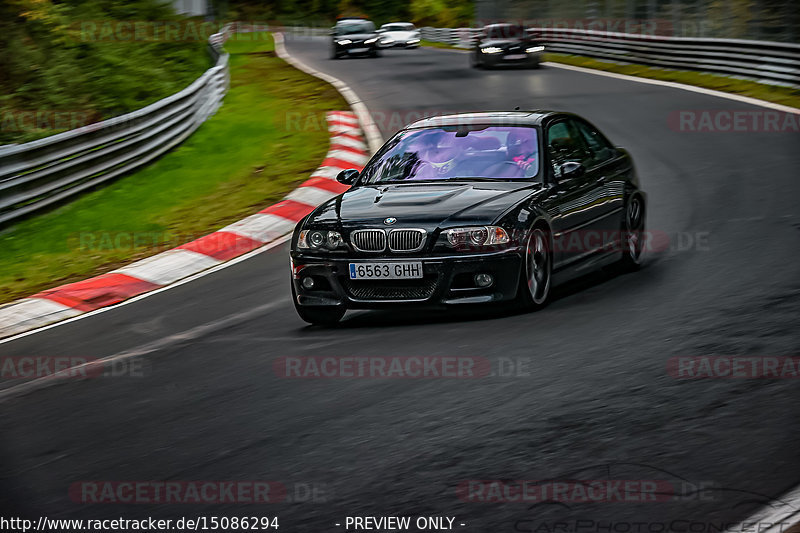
[
  {"x1": 481, "y1": 39, "x2": 527, "y2": 48},
  {"x1": 381, "y1": 31, "x2": 418, "y2": 40},
  {"x1": 306, "y1": 181, "x2": 539, "y2": 230}
]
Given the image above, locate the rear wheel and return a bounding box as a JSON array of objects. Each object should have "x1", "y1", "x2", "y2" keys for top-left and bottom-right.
[
  {"x1": 517, "y1": 227, "x2": 552, "y2": 310},
  {"x1": 292, "y1": 284, "x2": 345, "y2": 325},
  {"x1": 619, "y1": 193, "x2": 645, "y2": 270}
]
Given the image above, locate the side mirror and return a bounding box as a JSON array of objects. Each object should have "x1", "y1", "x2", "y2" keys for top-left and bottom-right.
[
  {"x1": 336, "y1": 169, "x2": 360, "y2": 185},
  {"x1": 558, "y1": 161, "x2": 585, "y2": 180}
]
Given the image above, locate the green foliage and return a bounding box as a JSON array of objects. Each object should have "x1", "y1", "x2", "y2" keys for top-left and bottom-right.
[
  {"x1": 409, "y1": 0, "x2": 472, "y2": 27},
  {"x1": 0, "y1": 0, "x2": 210, "y2": 145},
  {"x1": 0, "y1": 33, "x2": 348, "y2": 303}
]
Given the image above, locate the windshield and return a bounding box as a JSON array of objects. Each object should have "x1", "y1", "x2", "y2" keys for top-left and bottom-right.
[
  {"x1": 383, "y1": 24, "x2": 415, "y2": 32},
  {"x1": 337, "y1": 21, "x2": 376, "y2": 35},
  {"x1": 487, "y1": 25, "x2": 523, "y2": 39},
  {"x1": 360, "y1": 126, "x2": 540, "y2": 184}
]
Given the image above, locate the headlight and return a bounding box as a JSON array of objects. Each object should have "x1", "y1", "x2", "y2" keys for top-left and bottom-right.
[
  {"x1": 408, "y1": 38, "x2": 420, "y2": 43},
  {"x1": 298, "y1": 230, "x2": 345, "y2": 250},
  {"x1": 365, "y1": 37, "x2": 378, "y2": 44},
  {"x1": 481, "y1": 47, "x2": 503, "y2": 54},
  {"x1": 381, "y1": 38, "x2": 395, "y2": 44},
  {"x1": 445, "y1": 226, "x2": 509, "y2": 248},
  {"x1": 526, "y1": 45, "x2": 545, "y2": 53},
  {"x1": 337, "y1": 39, "x2": 352, "y2": 45}
]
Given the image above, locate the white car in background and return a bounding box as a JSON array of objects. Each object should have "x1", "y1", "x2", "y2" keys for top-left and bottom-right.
[{"x1": 377, "y1": 22, "x2": 421, "y2": 49}]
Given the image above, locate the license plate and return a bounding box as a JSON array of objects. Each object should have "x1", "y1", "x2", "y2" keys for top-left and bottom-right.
[
  {"x1": 350, "y1": 47, "x2": 368, "y2": 53},
  {"x1": 504, "y1": 54, "x2": 527, "y2": 60},
  {"x1": 349, "y1": 262, "x2": 423, "y2": 280}
]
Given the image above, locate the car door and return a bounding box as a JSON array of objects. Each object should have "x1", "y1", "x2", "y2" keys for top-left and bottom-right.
[
  {"x1": 544, "y1": 119, "x2": 606, "y2": 268},
  {"x1": 573, "y1": 119, "x2": 629, "y2": 249}
]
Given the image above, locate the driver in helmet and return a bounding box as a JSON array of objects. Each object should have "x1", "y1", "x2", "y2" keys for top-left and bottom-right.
[{"x1": 409, "y1": 130, "x2": 459, "y2": 179}]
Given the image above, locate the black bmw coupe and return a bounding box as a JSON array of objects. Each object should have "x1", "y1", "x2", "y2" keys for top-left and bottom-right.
[{"x1": 290, "y1": 111, "x2": 646, "y2": 325}]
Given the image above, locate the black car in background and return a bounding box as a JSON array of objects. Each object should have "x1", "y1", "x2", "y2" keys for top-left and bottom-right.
[
  {"x1": 471, "y1": 23, "x2": 544, "y2": 69},
  {"x1": 331, "y1": 17, "x2": 381, "y2": 59},
  {"x1": 290, "y1": 111, "x2": 646, "y2": 325}
]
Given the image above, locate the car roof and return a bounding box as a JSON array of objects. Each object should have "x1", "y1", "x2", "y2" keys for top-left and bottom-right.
[
  {"x1": 336, "y1": 17, "x2": 370, "y2": 24},
  {"x1": 382, "y1": 22, "x2": 414, "y2": 26},
  {"x1": 405, "y1": 111, "x2": 561, "y2": 129}
]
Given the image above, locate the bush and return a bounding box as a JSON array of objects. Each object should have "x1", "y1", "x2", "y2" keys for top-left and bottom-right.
[{"x1": 0, "y1": 0, "x2": 210, "y2": 145}]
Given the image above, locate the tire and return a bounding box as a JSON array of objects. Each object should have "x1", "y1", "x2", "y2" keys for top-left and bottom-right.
[
  {"x1": 370, "y1": 49, "x2": 381, "y2": 58},
  {"x1": 330, "y1": 47, "x2": 340, "y2": 59},
  {"x1": 291, "y1": 283, "x2": 345, "y2": 325},
  {"x1": 619, "y1": 193, "x2": 645, "y2": 270},
  {"x1": 516, "y1": 226, "x2": 552, "y2": 310}
]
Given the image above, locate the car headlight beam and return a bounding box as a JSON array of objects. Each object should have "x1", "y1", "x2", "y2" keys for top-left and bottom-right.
[
  {"x1": 526, "y1": 45, "x2": 545, "y2": 53},
  {"x1": 365, "y1": 37, "x2": 378, "y2": 44},
  {"x1": 337, "y1": 39, "x2": 352, "y2": 45},
  {"x1": 481, "y1": 47, "x2": 503, "y2": 54}
]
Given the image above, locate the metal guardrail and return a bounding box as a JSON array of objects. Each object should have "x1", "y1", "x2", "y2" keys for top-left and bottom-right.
[
  {"x1": 420, "y1": 26, "x2": 800, "y2": 87},
  {"x1": 0, "y1": 25, "x2": 233, "y2": 227}
]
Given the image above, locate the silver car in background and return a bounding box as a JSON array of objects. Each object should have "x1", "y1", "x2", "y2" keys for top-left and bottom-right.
[{"x1": 377, "y1": 22, "x2": 421, "y2": 49}]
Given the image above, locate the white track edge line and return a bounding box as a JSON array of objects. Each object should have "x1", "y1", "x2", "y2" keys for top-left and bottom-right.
[
  {"x1": 273, "y1": 32, "x2": 384, "y2": 154},
  {"x1": 424, "y1": 45, "x2": 799, "y2": 113},
  {"x1": 734, "y1": 483, "x2": 800, "y2": 532},
  {"x1": 543, "y1": 61, "x2": 800, "y2": 114}
]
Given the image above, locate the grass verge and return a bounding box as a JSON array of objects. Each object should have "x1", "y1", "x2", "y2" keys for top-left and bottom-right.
[{"x1": 0, "y1": 32, "x2": 347, "y2": 304}]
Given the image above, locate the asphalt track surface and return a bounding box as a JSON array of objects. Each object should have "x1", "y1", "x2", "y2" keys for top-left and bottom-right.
[{"x1": 1, "y1": 36, "x2": 799, "y2": 530}]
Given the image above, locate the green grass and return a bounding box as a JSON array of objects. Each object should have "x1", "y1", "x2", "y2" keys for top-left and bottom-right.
[
  {"x1": 0, "y1": 32, "x2": 347, "y2": 304},
  {"x1": 420, "y1": 39, "x2": 460, "y2": 49}
]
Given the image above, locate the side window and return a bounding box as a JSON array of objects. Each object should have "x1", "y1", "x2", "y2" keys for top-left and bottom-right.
[
  {"x1": 546, "y1": 120, "x2": 589, "y2": 177},
  {"x1": 575, "y1": 120, "x2": 615, "y2": 165}
]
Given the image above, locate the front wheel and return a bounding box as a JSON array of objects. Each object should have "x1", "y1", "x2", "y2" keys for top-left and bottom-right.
[
  {"x1": 619, "y1": 193, "x2": 645, "y2": 270},
  {"x1": 516, "y1": 227, "x2": 552, "y2": 310}
]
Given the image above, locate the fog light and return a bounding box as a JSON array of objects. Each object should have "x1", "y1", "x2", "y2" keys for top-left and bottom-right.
[
  {"x1": 302, "y1": 276, "x2": 315, "y2": 290},
  {"x1": 474, "y1": 273, "x2": 494, "y2": 288}
]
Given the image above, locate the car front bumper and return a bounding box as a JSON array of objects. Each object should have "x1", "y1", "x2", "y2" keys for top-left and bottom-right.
[
  {"x1": 380, "y1": 40, "x2": 420, "y2": 48},
  {"x1": 481, "y1": 51, "x2": 541, "y2": 67},
  {"x1": 335, "y1": 42, "x2": 378, "y2": 55},
  {"x1": 291, "y1": 249, "x2": 522, "y2": 309}
]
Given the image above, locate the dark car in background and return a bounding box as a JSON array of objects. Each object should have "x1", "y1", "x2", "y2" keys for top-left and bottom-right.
[
  {"x1": 290, "y1": 111, "x2": 646, "y2": 325},
  {"x1": 471, "y1": 23, "x2": 544, "y2": 69},
  {"x1": 331, "y1": 17, "x2": 381, "y2": 59}
]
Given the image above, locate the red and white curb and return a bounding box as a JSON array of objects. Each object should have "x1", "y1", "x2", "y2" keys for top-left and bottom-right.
[{"x1": 0, "y1": 111, "x2": 368, "y2": 340}]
